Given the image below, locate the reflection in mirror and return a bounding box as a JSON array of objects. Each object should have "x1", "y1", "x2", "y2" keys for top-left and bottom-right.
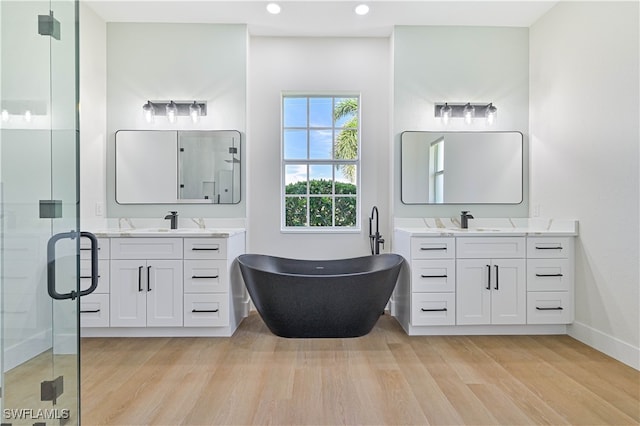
[
  {"x1": 115, "y1": 130, "x2": 241, "y2": 204},
  {"x1": 401, "y1": 131, "x2": 523, "y2": 204}
]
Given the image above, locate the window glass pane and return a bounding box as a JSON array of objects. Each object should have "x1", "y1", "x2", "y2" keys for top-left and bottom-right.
[
  {"x1": 284, "y1": 129, "x2": 307, "y2": 159},
  {"x1": 285, "y1": 165, "x2": 307, "y2": 194},
  {"x1": 309, "y1": 165, "x2": 333, "y2": 194},
  {"x1": 334, "y1": 128, "x2": 358, "y2": 160},
  {"x1": 283, "y1": 97, "x2": 307, "y2": 127},
  {"x1": 309, "y1": 97, "x2": 332, "y2": 127},
  {"x1": 335, "y1": 165, "x2": 357, "y2": 194},
  {"x1": 309, "y1": 129, "x2": 333, "y2": 159},
  {"x1": 335, "y1": 197, "x2": 357, "y2": 227},
  {"x1": 285, "y1": 197, "x2": 308, "y2": 226},
  {"x1": 334, "y1": 97, "x2": 358, "y2": 128},
  {"x1": 310, "y1": 196, "x2": 333, "y2": 227}
]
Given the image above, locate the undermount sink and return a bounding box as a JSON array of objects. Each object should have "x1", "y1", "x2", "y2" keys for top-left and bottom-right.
[{"x1": 125, "y1": 228, "x2": 210, "y2": 234}]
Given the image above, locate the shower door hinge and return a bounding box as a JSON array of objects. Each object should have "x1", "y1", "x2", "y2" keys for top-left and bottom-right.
[
  {"x1": 41, "y1": 375, "x2": 64, "y2": 405},
  {"x1": 38, "y1": 11, "x2": 60, "y2": 40}
]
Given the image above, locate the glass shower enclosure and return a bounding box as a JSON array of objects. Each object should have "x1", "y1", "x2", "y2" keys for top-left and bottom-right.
[{"x1": 0, "y1": 1, "x2": 88, "y2": 424}]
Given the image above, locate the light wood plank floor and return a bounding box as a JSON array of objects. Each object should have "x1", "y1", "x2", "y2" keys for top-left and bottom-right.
[{"x1": 81, "y1": 313, "x2": 639, "y2": 425}]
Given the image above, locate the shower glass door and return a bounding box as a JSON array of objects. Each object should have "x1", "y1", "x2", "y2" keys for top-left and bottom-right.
[{"x1": 0, "y1": 0, "x2": 80, "y2": 424}]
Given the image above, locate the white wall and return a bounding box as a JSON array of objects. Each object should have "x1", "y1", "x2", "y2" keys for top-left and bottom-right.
[
  {"x1": 530, "y1": 1, "x2": 639, "y2": 368},
  {"x1": 393, "y1": 26, "x2": 530, "y2": 219},
  {"x1": 105, "y1": 23, "x2": 247, "y2": 220},
  {"x1": 248, "y1": 37, "x2": 390, "y2": 259},
  {"x1": 80, "y1": 3, "x2": 107, "y2": 230}
]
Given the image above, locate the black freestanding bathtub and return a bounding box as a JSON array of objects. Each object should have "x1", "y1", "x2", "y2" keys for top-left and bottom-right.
[{"x1": 237, "y1": 253, "x2": 404, "y2": 338}]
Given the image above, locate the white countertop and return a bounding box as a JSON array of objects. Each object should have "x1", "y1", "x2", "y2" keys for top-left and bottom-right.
[
  {"x1": 394, "y1": 218, "x2": 578, "y2": 237},
  {"x1": 91, "y1": 228, "x2": 246, "y2": 238}
]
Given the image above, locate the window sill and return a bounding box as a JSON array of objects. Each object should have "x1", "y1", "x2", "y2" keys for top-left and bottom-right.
[{"x1": 280, "y1": 227, "x2": 361, "y2": 234}]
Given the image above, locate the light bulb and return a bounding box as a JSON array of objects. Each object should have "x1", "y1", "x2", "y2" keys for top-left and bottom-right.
[
  {"x1": 485, "y1": 103, "x2": 497, "y2": 126},
  {"x1": 440, "y1": 103, "x2": 452, "y2": 125},
  {"x1": 266, "y1": 3, "x2": 281, "y2": 14},
  {"x1": 355, "y1": 4, "x2": 369, "y2": 15},
  {"x1": 189, "y1": 101, "x2": 201, "y2": 123},
  {"x1": 142, "y1": 101, "x2": 155, "y2": 123},
  {"x1": 463, "y1": 103, "x2": 475, "y2": 125},
  {"x1": 1, "y1": 109, "x2": 9, "y2": 122},
  {"x1": 24, "y1": 110, "x2": 32, "y2": 123},
  {"x1": 166, "y1": 101, "x2": 178, "y2": 123}
]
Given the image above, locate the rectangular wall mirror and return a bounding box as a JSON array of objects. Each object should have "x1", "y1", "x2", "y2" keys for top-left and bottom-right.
[
  {"x1": 115, "y1": 130, "x2": 241, "y2": 204},
  {"x1": 401, "y1": 131, "x2": 523, "y2": 204}
]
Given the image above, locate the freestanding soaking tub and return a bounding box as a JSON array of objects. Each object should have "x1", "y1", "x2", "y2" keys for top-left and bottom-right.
[{"x1": 237, "y1": 253, "x2": 405, "y2": 338}]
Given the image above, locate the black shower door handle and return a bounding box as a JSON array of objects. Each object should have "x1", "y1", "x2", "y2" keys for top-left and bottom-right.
[{"x1": 47, "y1": 231, "x2": 99, "y2": 300}]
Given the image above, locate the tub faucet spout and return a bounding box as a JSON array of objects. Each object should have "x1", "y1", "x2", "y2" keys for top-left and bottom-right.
[
  {"x1": 369, "y1": 206, "x2": 385, "y2": 255},
  {"x1": 164, "y1": 211, "x2": 178, "y2": 230}
]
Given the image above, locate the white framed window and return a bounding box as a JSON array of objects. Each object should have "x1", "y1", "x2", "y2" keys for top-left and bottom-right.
[{"x1": 281, "y1": 94, "x2": 360, "y2": 230}]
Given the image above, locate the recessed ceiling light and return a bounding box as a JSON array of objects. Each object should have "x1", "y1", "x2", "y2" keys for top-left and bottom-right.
[
  {"x1": 355, "y1": 4, "x2": 369, "y2": 16},
  {"x1": 266, "y1": 3, "x2": 281, "y2": 15}
]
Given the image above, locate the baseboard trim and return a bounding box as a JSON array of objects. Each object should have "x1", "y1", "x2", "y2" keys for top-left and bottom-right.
[
  {"x1": 4, "y1": 329, "x2": 52, "y2": 372},
  {"x1": 568, "y1": 321, "x2": 639, "y2": 370}
]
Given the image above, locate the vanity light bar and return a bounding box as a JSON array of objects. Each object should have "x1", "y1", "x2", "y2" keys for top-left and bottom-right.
[
  {"x1": 142, "y1": 100, "x2": 207, "y2": 123},
  {"x1": 434, "y1": 102, "x2": 497, "y2": 125}
]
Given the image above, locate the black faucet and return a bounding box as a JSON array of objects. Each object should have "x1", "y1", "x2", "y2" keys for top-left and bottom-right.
[
  {"x1": 164, "y1": 211, "x2": 178, "y2": 230},
  {"x1": 460, "y1": 211, "x2": 474, "y2": 229},
  {"x1": 369, "y1": 206, "x2": 385, "y2": 255}
]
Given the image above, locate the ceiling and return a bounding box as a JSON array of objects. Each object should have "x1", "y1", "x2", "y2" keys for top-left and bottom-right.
[{"x1": 84, "y1": 0, "x2": 559, "y2": 37}]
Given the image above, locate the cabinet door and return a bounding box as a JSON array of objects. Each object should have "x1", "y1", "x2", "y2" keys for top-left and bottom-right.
[
  {"x1": 456, "y1": 259, "x2": 491, "y2": 325},
  {"x1": 146, "y1": 260, "x2": 183, "y2": 327},
  {"x1": 110, "y1": 260, "x2": 146, "y2": 327},
  {"x1": 490, "y1": 259, "x2": 526, "y2": 325}
]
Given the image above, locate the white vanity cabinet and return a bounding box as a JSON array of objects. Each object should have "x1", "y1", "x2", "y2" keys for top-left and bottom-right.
[
  {"x1": 80, "y1": 237, "x2": 110, "y2": 328},
  {"x1": 81, "y1": 230, "x2": 248, "y2": 337},
  {"x1": 183, "y1": 238, "x2": 230, "y2": 327},
  {"x1": 456, "y1": 238, "x2": 526, "y2": 325},
  {"x1": 109, "y1": 238, "x2": 184, "y2": 327},
  {"x1": 409, "y1": 237, "x2": 456, "y2": 326},
  {"x1": 393, "y1": 219, "x2": 577, "y2": 336},
  {"x1": 526, "y1": 237, "x2": 574, "y2": 324}
]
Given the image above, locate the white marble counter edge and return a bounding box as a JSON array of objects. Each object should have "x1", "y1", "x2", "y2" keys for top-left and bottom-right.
[
  {"x1": 91, "y1": 228, "x2": 246, "y2": 238},
  {"x1": 394, "y1": 227, "x2": 578, "y2": 237}
]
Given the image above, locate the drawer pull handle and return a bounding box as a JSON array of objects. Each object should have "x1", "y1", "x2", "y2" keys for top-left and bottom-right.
[
  {"x1": 535, "y1": 273, "x2": 564, "y2": 277},
  {"x1": 192, "y1": 275, "x2": 219, "y2": 279},
  {"x1": 495, "y1": 264, "x2": 499, "y2": 290},
  {"x1": 80, "y1": 247, "x2": 100, "y2": 251},
  {"x1": 421, "y1": 274, "x2": 447, "y2": 278},
  {"x1": 192, "y1": 248, "x2": 220, "y2": 251},
  {"x1": 147, "y1": 265, "x2": 152, "y2": 291},
  {"x1": 536, "y1": 306, "x2": 563, "y2": 311},
  {"x1": 420, "y1": 247, "x2": 447, "y2": 251},
  {"x1": 486, "y1": 265, "x2": 491, "y2": 290},
  {"x1": 192, "y1": 309, "x2": 219, "y2": 313},
  {"x1": 80, "y1": 309, "x2": 101, "y2": 313},
  {"x1": 80, "y1": 275, "x2": 101, "y2": 279},
  {"x1": 421, "y1": 308, "x2": 447, "y2": 312},
  {"x1": 535, "y1": 246, "x2": 563, "y2": 250},
  {"x1": 138, "y1": 266, "x2": 143, "y2": 292}
]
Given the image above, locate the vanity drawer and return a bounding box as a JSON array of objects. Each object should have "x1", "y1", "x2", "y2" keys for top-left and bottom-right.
[
  {"x1": 80, "y1": 293, "x2": 110, "y2": 328},
  {"x1": 527, "y1": 291, "x2": 573, "y2": 324},
  {"x1": 411, "y1": 259, "x2": 455, "y2": 292},
  {"x1": 527, "y1": 237, "x2": 574, "y2": 259},
  {"x1": 184, "y1": 293, "x2": 229, "y2": 327},
  {"x1": 184, "y1": 260, "x2": 228, "y2": 293},
  {"x1": 412, "y1": 293, "x2": 456, "y2": 326},
  {"x1": 456, "y1": 237, "x2": 525, "y2": 259},
  {"x1": 111, "y1": 238, "x2": 183, "y2": 259},
  {"x1": 527, "y1": 258, "x2": 573, "y2": 292},
  {"x1": 411, "y1": 237, "x2": 455, "y2": 259},
  {"x1": 184, "y1": 238, "x2": 227, "y2": 260},
  {"x1": 80, "y1": 259, "x2": 110, "y2": 294},
  {"x1": 80, "y1": 237, "x2": 109, "y2": 260}
]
